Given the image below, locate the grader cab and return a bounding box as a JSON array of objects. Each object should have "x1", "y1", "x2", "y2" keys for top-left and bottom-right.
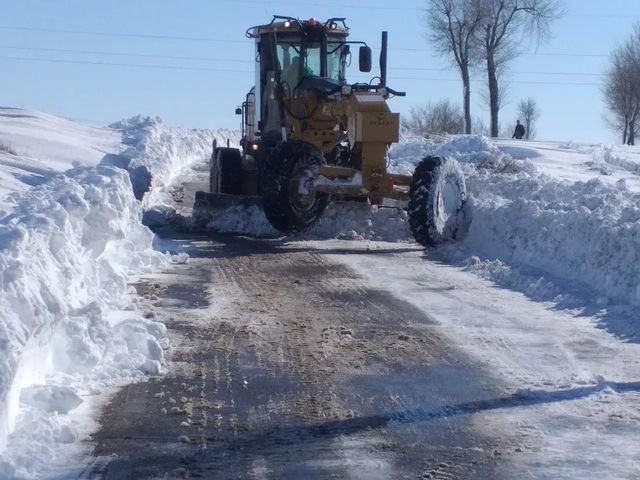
[{"x1": 194, "y1": 16, "x2": 469, "y2": 246}]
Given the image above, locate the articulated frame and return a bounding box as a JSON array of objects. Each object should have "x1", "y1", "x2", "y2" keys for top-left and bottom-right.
[{"x1": 287, "y1": 90, "x2": 411, "y2": 204}]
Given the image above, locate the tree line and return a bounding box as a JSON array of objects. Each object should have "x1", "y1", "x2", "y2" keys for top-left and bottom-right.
[
  {"x1": 408, "y1": 2, "x2": 640, "y2": 144},
  {"x1": 604, "y1": 24, "x2": 640, "y2": 145},
  {"x1": 404, "y1": 96, "x2": 539, "y2": 139},
  {"x1": 425, "y1": 0, "x2": 559, "y2": 137}
]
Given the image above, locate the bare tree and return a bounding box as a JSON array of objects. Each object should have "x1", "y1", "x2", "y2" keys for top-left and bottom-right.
[
  {"x1": 403, "y1": 99, "x2": 464, "y2": 135},
  {"x1": 517, "y1": 97, "x2": 539, "y2": 139},
  {"x1": 404, "y1": 105, "x2": 429, "y2": 133},
  {"x1": 472, "y1": 116, "x2": 490, "y2": 136},
  {"x1": 477, "y1": 0, "x2": 560, "y2": 137},
  {"x1": 480, "y1": 73, "x2": 511, "y2": 119},
  {"x1": 603, "y1": 24, "x2": 640, "y2": 145},
  {"x1": 426, "y1": 0, "x2": 486, "y2": 133}
]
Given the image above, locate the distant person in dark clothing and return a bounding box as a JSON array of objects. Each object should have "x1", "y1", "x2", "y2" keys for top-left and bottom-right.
[{"x1": 513, "y1": 120, "x2": 526, "y2": 140}]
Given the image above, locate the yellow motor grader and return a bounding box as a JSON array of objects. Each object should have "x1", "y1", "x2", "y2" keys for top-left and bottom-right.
[{"x1": 194, "y1": 16, "x2": 468, "y2": 246}]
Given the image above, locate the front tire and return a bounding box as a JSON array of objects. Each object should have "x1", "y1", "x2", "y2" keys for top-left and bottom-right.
[
  {"x1": 261, "y1": 140, "x2": 329, "y2": 233},
  {"x1": 408, "y1": 156, "x2": 469, "y2": 247}
]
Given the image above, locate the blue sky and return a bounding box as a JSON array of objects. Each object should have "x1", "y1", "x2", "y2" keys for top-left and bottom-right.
[{"x1": 1, "y1": 0, "x2": 639, "y2": 143}]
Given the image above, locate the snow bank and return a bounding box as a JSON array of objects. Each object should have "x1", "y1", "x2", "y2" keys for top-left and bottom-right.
[
  {"x1": 462, "y1": 169, "x2": 640, "y2": 305},
  {"x1": 0, "y1": 110, "x2": 233, "y2": 477},
  {"x1": 0, "y1": 165, "x2": 167, "y2": 477},
  {"x1": 111, "y1": 116, "x2": 239, "y2": 207},
  {"x1": 390, "y1": 134, "x2": 640, "y2": 306}
]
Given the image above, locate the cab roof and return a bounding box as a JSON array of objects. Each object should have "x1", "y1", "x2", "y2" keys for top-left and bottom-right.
[{"x1": 246, "y1": 16, "x2": 349, "y2": 38}]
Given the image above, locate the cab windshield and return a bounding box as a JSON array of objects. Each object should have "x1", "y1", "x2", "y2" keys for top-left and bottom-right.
[{"x1": 277, "y1": 41, "x2": 345, "y2": 93}]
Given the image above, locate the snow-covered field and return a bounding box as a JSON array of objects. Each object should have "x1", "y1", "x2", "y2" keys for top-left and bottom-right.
[{"x1": 2, "y1": 106, "x2": 640, "y2": 478}]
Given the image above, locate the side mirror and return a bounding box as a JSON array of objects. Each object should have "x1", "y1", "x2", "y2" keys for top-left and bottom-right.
[
  {"x1": 359, "y1": 46, "x2": 372, "y2": 73},
  {"x1": 235, "y1": 107, "x2": 242, "y2": 115}
]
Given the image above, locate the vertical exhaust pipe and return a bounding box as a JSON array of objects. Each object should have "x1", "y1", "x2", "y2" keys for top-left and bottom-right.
[{"x1": 380, "y1": 31, "x2": 388, "y2": 87}]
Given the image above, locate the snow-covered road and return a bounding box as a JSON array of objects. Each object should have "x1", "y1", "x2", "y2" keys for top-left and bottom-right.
[
  {"x1": 321, "y1": 240, "x2": 640, "y2": 479},
  {"x1": 87, "y1": 233, "x2": 509, "y2": 479},
  {"x1": 86, "y1": 233, "x2": 640, "y2": 479}
]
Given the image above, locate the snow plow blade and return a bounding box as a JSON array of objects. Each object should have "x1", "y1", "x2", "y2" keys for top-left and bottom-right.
[{"x1": 192, "y1": 191, "x2": 262, "y2": 227}]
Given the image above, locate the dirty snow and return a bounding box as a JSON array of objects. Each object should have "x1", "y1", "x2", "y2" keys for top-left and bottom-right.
[{"x1": 206, "y1": 202, "x2": 411, "y2": 242}]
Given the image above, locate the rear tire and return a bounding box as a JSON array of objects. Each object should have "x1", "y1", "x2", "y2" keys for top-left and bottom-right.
[
  {"x1": 408, "y1": 156, "x2": 469, "y2": 247},
  {"x1": 261, "y1": 140, "x2": 329, "y2": 233},
  {"x1": 210, "y1": 147, "x2": 242, "y2": 194}
]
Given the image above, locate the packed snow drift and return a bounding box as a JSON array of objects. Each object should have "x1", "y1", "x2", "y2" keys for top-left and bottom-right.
[
  {"x1": 0, "y1": 109, "x2": 235, "y2": 478},
  {"x1": 0, "y1": 165, "x2": 167, "y2": 477},
  {"x1": 389, "y1": 133, "x2": 640, "y2": 307},
  {"x1": 0, "y1": 108, "x2": 122, "y2": 217}
]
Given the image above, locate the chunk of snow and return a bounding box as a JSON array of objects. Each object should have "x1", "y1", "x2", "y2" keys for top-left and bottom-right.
[{"x1": 20, "y1": 386, "x2": 82, "y2": 415}]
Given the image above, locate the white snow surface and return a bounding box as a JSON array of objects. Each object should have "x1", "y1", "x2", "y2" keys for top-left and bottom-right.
[
  {"x1": 387, "y1": 134, "x2": 640, "y2": 307},
  {"x1": 0, "y1": 109, "x2": 221, "y2": 478},
  {"x1": 0, "y1": 107, "x2": 122, "y2": 217},
  {"x1": 0, "y1": 166, "x2": 168, "y2": 478}
]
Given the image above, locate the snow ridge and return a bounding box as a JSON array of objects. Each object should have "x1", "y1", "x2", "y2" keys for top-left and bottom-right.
[
  {"x1": 0, "y1": 165, "x2": 168, "y2": 470},
  {"x1": 465, "y1": 169, "x2": 640, "y2": 305},
  {"x1": 391, "y1": 135, "x2": 640, "y2": 307},
  {"x1": 111, "y1": 116, "x2": 239, "y2": 207}
]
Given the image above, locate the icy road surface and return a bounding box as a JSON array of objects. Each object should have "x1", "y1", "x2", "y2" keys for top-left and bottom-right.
[
  {"x1": 86, "y1": 234, "x2": 509, "y2": 479},
  {"x1": 85, "y1": 234, "x2": 640, "y2": 479}
]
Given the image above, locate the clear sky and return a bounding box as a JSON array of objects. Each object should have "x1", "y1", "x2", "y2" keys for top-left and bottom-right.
[{"x1": 1, "y1": 0, "x2": 639, "y2": 143}]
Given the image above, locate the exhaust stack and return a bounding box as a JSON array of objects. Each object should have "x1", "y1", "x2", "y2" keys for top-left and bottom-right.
[{"x1": 380, "y1": 31, "x2": 388, "y2": 87}]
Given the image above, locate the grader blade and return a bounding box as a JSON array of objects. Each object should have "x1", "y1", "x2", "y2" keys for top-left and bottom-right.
[{"x1": 192, "y1": 191, "x2": 261, "y2": 227}]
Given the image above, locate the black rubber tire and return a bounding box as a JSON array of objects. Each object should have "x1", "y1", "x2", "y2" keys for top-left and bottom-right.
[
  {"x1": 408, "y1": 156, "x2": 469, "y2": 247},
  {"x1": 211, "y1": 147, "x2": 243, "y2": 194},
  {"x1": 261, "y1": 140, "x2": 329, "y2": 233}
]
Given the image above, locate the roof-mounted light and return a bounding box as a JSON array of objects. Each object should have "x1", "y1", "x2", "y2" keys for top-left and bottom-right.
[
  {"x1": 283, "y1": 20, "x2": 291, "y2": 28},
  {"x1": 328, "y1": 21, "x2": 338, "y2": 30}
]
